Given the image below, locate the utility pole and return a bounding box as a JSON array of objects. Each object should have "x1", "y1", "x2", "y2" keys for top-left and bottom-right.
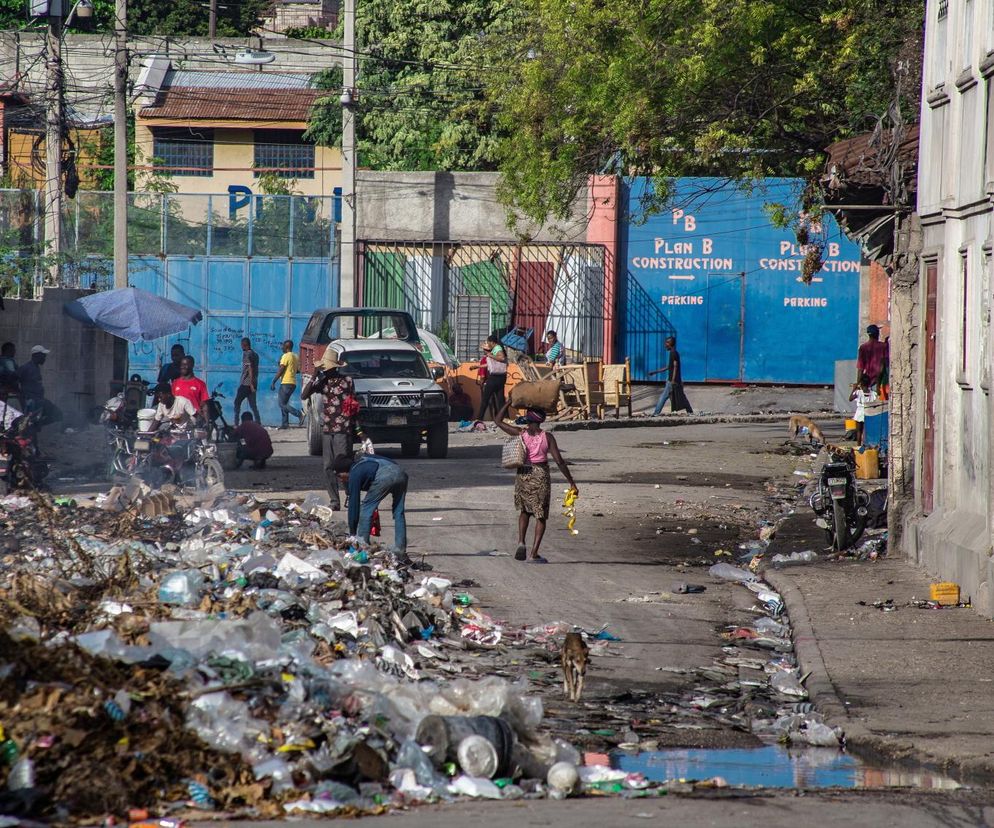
[
  {"x1": 44, "y1": 8, "x2": 63, "y2": 281},
  {"x1": 113, "y1": 0, "x2": 128, "y2": 288},
  {"x1": 208, "y1": 0, "x2": 217, "y2": 40},
  {"x1": 339, "y1": 0, "x2": 356, "y2": 327}
]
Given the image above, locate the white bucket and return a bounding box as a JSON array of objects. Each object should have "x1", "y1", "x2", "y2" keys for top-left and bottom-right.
[{"x1": 137, "y1": 408, "x2": 157, "y2": 433}]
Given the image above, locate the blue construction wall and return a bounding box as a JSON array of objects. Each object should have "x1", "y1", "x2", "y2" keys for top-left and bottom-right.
[
  {"x1": 618, "y1": 178, "x2": 861, "y2": 384},
  {"x1": 127, "y1": 256, "x2": 339, "y2": 425}
]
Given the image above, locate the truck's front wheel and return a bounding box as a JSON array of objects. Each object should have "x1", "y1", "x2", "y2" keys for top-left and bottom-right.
[
  {"x1": 426, "y1": 423, "x2": 448, "y2": 459},
  {"x1": 307, "y1": 395, "x2": 323, "y2": 456}
]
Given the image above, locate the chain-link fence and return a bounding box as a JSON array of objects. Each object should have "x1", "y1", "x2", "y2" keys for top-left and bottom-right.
[{"x1": 0, "y1": 188, "x2": 338, "y2": 298}]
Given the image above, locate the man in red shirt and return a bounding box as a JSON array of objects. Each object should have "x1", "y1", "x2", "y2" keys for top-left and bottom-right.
[
  {"x1": 233, "y1": 412, "x2": 273, "y2": 469},
  {"x1": 172, "y1": 355, "x2": 209, "y2": 416},
  {"x1": 857, "y1": 325, "x2": 889, "y2": 391}
]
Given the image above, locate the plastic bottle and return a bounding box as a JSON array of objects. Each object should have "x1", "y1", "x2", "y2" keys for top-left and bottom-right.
[
  {"x1": 457, "y1": 735, "x2": 499, "y2": 778},
  {"x1": 546, "y1": 762, "x2": 579, "y2": 794},
  {"x1": 7, "y1": 757, "x2": 34, "y2": 790},
  {"x1": 708, "y1": 562, "x2": 758, "y2": 583}
]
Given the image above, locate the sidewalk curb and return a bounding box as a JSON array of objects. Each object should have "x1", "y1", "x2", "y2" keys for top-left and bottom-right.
[
  {"x1": 766, "y1": 559, "x2": 994, "y2": 785},
  {"x1": 550, "y1": 411, "x2": 837, "y2": 433}
]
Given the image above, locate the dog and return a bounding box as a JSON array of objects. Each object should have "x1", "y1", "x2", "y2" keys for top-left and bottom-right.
[
  {"x1": 561, "y1": 631, "x2": 589, "y2": 702},
  {"x1": 788, "y1": 415, "x2": 824, "y2": 445}
]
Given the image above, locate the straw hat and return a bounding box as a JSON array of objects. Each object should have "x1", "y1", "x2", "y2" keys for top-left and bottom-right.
[{"x1": 316, "y1": 346, "x2": 346, "y2": 370}]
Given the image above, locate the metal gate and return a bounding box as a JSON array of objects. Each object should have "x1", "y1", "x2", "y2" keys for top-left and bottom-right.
[{"x1": 357, "y1": 240, "x2": 610, "y2": 360}]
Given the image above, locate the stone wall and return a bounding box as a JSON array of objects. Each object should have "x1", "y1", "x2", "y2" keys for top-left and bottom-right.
[{"x1": 0, "y1": 288, "x2": 120, "y2": 421}]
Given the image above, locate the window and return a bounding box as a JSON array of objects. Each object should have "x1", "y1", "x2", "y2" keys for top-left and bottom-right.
[
  {"x1": 981, "y1": 247, "x2": 992, "y2": 391},
  {"x1": 151, "y1": 127, "x2": 214, "y2": 177},
  {"x1": 961, "y1": 251, "x2": 970, "y2": 377},
  {"x1": 253, "y1": 130, "x2": 315, "y2": 179},
  {"x1": 963, "y1": 0, "x2": 974, "y2": 69},
  {"x1": 986, "y1": 78, "x2": 994, "y2": 188},
  {"x1": 933, "y1": 1, "x2": 948, "y2": 86}
]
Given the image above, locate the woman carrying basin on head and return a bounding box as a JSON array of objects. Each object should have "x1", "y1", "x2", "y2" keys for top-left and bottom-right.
[{"x1": 494, "y1": 399, "x2": 577, "y2": 563}]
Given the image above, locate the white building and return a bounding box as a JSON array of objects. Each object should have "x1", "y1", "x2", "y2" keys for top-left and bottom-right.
[{"x1": 909, "y1": 0, "x2": 994, "y2": 612}]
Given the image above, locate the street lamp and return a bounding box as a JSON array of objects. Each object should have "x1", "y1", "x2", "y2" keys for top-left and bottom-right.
[{"x1": 64, "y1": 0, "x2": 93, "y2": 25}]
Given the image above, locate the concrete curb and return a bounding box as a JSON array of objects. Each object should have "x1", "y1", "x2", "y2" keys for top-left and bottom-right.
[
  {"x1": 766, "y1": 553, "x2": 994, "y2": 785},
  {"x1": 550, "y1": 411, "x2": 838, "y2": 433}
]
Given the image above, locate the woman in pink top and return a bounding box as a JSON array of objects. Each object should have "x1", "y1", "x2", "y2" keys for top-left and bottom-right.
[{"x1": 495, "y1": 399, "x2": 578, "y2": 563}]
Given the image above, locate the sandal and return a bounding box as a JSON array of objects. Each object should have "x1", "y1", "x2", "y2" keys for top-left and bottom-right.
[
  {"x1": 526, "y1": 555, "x2": 549, "y2": 564},
  {"x1": 514, "y1": 544, "x2": 527, "y2": 561}
]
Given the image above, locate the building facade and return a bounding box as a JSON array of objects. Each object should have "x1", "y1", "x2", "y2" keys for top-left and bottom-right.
[
  {"x1": 134, "y1": 59, "x2": 341, "y2": 200},
  {"x1": 909, "y1": 0, "x2": 994, "y2": 613}
]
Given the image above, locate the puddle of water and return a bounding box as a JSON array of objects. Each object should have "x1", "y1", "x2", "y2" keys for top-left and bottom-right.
[{"x1": 612, "y1": 745, "x2": 962, "y2": 790}]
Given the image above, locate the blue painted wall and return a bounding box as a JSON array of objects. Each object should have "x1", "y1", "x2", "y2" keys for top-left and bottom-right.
[
  {"x1": 127, "y1": 256, "x2": 339, "y2": 425},
  {"x1": 618, "y1": 178, "x2": 861, "y2": 384}
]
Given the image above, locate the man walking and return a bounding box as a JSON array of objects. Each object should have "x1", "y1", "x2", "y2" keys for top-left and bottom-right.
[
  {"x1": 271, "y1": 339, "x2": 304, "y2": 429},
  {"x1": 234, "y1": 338, "x2": 261, "y2": 424},
  {"x1": 301, "y1": 347, "x2": 355, "y2": 510},
  {"x1": 172, "y1": 355, "x2": 209, "y2": 415},
  {"x1": 334, "y1": 452, "x2": 408, "y2": 557},
  {"x1": 157, "y1": 344, "x2": 185, "y2": 385},
  {"x1": 648, "y1": 336, "x2": 693, "y2": 415}
]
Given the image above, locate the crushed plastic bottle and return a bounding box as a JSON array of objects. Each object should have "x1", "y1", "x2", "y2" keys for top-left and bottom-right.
[
  {"x1": 771, "y1": 670, "x2": 808, "y2": 699},
  {"x1": 6, "y1": 757, "x2": 34, "y2": 790},
  {"x1": 708, "y1": 562, "x2": 758, "y2": 583},
  {"x1": 771, "y1": 550, "x2": 818, "y2": 566}
]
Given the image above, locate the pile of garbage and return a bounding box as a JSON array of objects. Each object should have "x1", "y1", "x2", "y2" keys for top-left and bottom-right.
[
  {"x1": 0, "y1": 490, "x2": 666, "y2": 820},
  {"x1": 706, "y1": 561, "x2": 844, "y2": 749}
]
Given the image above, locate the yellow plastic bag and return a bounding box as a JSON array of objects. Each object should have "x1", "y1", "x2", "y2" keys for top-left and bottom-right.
[{"x1": 562, "y1": 487, "x2": 579, "y2": 535}]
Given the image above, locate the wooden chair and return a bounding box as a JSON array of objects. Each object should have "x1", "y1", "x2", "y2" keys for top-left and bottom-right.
[{"x1": 600, "y1": 358, "x2": 633, "y2": 419}]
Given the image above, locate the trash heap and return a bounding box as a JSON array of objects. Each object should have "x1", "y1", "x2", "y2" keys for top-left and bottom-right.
[
  {"x1": 0, "y1": 490, "x2": 646, "y2": 821},
  {"x1": 704, "y1": 561, "x2": 844, "y2": 749}
]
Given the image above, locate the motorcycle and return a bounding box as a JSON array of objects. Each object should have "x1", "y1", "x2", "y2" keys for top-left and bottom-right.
[
  {"x1": 204, "y1": 384, "x2": 235, "y2": 443},
  {"x1": 100, "y1": 377, "x2": 155, "y2": 480},
  {"x1": 128, "y1": 425, "x2": 225, "y2": 491},
  {"x1": 0, "y1": 410, "x2": 49, "y2": 494},
  {"x1": 810, "y1": 455, "x2": 870, "y2": 551}
]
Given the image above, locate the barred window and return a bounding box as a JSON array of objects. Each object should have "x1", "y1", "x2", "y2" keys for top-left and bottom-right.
[
  {"x1": 152, "y1": 127, "x2": 214, "y2": 177},
  {"x1": 254, "y1": 130, "x2": 315, "y2": 179},
  {"x1": 938, "y1": 0, "x2": 948, "y2": 19}
]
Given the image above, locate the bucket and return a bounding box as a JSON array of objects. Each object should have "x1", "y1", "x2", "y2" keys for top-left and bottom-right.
[
  {"x1": 136, "y1": 408, "x2": 157, "y2": 433},
  {"x1": 855, "y1": 448, "x2": 879, "y2": 480},
  {"x1": 415, "y1": 715, "x2": 515, "y2": 777},
  {"x1": 844, "y1": 419, "x2": 857, "y2": 432}
]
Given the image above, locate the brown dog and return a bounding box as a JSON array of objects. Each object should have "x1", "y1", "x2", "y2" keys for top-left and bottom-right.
[
  {"x1": 561, "y1": 631, "x2": 589, "y2": 702},
  {"x1": 788, "y1": 415, "x2": 824, "y2": 445}
]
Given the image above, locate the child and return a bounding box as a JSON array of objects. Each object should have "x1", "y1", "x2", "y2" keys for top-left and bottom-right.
[{"x1": 850, "y1": 374, "x2": 877, "y2": 445}]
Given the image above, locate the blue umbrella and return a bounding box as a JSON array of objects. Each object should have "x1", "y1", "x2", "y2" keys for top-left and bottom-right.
[{"x1": 63, "y1": 287, "x2": 203, "y2": 343}]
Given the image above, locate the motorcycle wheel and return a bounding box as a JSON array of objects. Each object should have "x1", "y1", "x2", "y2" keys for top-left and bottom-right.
[
  {"x1": 196, "y1": 458, "x2": 225, "y2": 492},
  {"x1": 832, "y1": 500, "x2": 851, "y2": 551}
]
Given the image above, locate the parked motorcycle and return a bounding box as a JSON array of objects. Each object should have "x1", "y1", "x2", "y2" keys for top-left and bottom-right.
[
  {"x1": 204, "y1": 384, "x2": 235, "y2": 443},
  {"x1": 128, "y1": 426, "x2": 224, "y2": 491},
  {"x1": 810, "y1": 455, "x2": 870, "y2": 551},
  {"x1": 0, "y1": 410, "x2": 49, "y2": 494}
]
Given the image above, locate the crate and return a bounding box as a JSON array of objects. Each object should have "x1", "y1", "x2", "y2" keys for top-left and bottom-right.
[{"x1": 929, "y1": 582, "x2": 960, "y2": 606}]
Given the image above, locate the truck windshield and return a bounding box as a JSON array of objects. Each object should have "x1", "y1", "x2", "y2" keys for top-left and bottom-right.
[{"x1": 342, "y1": 350, "x2": 431, "y2": 379}]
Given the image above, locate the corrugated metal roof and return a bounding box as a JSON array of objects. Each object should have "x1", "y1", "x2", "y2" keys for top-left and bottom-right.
[
  {"x1": 164, "y1": 69, "x2": 315, "y2": 90},
  {"x1": 139, "y1": 87, "x2": 321, "y2": 122}
]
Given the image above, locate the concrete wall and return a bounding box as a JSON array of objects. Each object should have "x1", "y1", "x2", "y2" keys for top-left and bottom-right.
[
  {"x1": 356, "y1": 171, "x2": 589, "y2": 243},
  {"x1": 0, "y1": 288, "x2": 120, "y2": 421},
  {"x1": 134, "y1": 123, "x2": 342, "y2": 197},
  {"x1": 907, "y1": 0, "x2": 994, "y2": 615}
]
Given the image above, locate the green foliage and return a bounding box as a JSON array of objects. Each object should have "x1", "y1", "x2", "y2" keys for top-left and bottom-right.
[
  {"x1": 487, "y1": 0, "x2": 924, "y2": 224},
  {"x1": 283, "y1": 24, "x2": 336, "y2": 39},
  {"x1": 0, "y1": 0, "x2": 265, "y2": 35},
  {"x1": 307, "y1": 0, "x2": 510, "y2": 171}
]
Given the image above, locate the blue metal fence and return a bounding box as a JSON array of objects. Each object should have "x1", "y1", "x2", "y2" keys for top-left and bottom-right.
[{"x1": 618, "y1": 177, "x2": 862, "y2": 384}]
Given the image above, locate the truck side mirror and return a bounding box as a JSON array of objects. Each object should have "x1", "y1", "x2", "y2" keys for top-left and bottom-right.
[{"x1": 431, "y1": 366, "x2": 445, "y2": 381}]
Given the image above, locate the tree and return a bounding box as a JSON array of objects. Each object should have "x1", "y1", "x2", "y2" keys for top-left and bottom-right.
[
  {"x1": 307, "y1": 0, "x2": 512, "y2": 171},
  {"x1": 486, "y1": 0, "x2": 924, "y2": 224}
]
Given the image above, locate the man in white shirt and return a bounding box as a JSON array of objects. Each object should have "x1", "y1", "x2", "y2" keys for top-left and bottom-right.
[{"x1": 152, "y1": 383, "x2": 196, "y2": 433}]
